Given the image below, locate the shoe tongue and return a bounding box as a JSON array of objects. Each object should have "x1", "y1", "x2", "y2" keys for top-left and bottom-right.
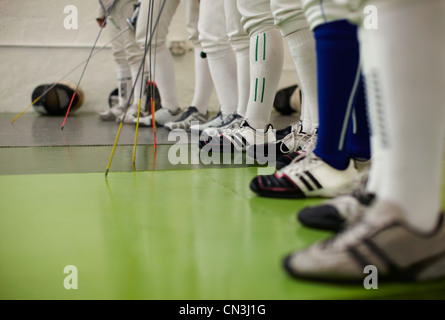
[
  {"x1": 241, "y1": 120, "x2": 252, "y2": 128},
  {"x1": 233, "y1": 113, "x2": 243, "y2": 119}
]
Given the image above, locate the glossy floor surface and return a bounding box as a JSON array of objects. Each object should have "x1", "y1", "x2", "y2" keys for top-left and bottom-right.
[{"x1": 1, "y1": 114, "x2": 445, "y2": 300}]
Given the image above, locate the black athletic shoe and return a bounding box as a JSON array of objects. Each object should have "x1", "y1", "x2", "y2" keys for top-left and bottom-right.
[
  {"x1": 274, "y1": 85, "x2": 300, "y2": 115},
  {"x1": 298, "y1": 173, "x2": 375, "y2": 232}
]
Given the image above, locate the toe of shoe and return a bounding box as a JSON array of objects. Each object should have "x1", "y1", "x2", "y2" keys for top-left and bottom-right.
[
  {"x1": 250, "y1": 175, "x2": 305, "y2": 199},
  {"x1": 297, "y1": 205, "x2": 346, "y2": 232}
]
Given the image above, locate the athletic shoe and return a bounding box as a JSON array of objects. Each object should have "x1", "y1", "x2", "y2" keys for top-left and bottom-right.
[
  {"x1": 99, "y1": 105, "x2": 126, "y2": 121},
  {"x1": 284, "y1": 201, "x2": 445, "y2": 282},
  {"x1": 190, "y1": 111, "x2": 232, "y2": 133},
  {"x1": 136, "y1": 107, "x2": 182, "y2": 127},
  {"x1": 274, "y1": 84, "x2": 300, "y2": 115},
  {"x1": 246, "y1": 123, "x2": 310, "y2": 162},
  {"x1": 199, "y1": 113, "x2": 244, "y2": 140},
  {"x1": 117, "y1": 104, "x2": 147, "y2": 124},
  {"x1": 276, "y1": 151, "x2": 300, "y2": 170},
  {"x1": 297, "y1": 171, "x2": 375, "y2": 232},
  {"x1": 250, "y1": 152, "x2": 358, "y2": 199},
  {"x1": 275, "y1": 128, "x2": 318, "y2": 170},
  {"x1": 164, "y1": 106, "x2": 209, "y2": 131},
  {"x1": 200, "y1": 120, "x2": 275, "y2": 153}
]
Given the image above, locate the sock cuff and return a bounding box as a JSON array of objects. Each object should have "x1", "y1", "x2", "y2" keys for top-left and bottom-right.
[{"x1": 286, "y1": 28, "x2": 314, "y2": 49}]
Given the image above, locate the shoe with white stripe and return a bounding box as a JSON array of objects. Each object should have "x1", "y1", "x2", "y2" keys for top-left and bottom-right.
[
  {"x1": 284, "y1": 201, "x2": 445, "y2": 282},
  {"x1": 136, "y1": 107, "x2": 182, "y2": 127},
  {"x1": 99, "y1": 105, "x2": 126, "y2": 121},
  {"x1": 275, "y1": 128, "x2": 318, "y2": 170},
  {"x1": 190, "y1": 111, "x2": 238, "y2": 134},
  {"x1": 246, "y1": 123, "x2": 310, "y2": 163},
  {"x1": 250, "y1": 152, "x2": 358, "y2": 199},
  {"x1": 117, "y1": 104, "x2": 148, "y2": 124},
  {"x1": 199, "y1": 113, "x2": 245, "y2": 140},
  {"x1": 164, "y1": 106, "x2": 209, "y2": 131},
  {"x1": 200, "y1": 120, "x2": 275, "y2": 153}
]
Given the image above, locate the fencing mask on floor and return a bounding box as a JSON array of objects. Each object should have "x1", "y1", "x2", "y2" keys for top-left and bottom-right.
[{"x1": 32, "y1": 81, "x2": 84, "y2": 116}]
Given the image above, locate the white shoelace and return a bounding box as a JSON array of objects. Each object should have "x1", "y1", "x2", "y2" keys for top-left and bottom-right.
[
  {"x1": 279, "y1": 127, "x2": 309, "y2": 154},
  {"x1": 300, "y1": 132, "x2": 317, "y2": 154}
]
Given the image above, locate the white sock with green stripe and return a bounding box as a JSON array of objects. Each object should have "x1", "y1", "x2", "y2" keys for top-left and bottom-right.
[{"x1": 245, "y1": 27, "x2": 284, "y2": 130}]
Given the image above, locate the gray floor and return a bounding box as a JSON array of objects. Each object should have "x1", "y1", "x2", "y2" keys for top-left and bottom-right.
[
  {"x1": 0, "y1": 111, "x2": 298, "y2": 175},
  {"x1": 0, "y1": 111, "x2": 297, "y2": 147}
]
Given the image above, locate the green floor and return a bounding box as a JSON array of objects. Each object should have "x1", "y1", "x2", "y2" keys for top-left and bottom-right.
[{"x1": 1, "y1": 160, "x2": 445, "y2": 300}]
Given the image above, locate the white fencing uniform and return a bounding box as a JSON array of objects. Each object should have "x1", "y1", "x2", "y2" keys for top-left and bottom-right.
[
  {"x1": 198, "y1": 0, "x2": 250, "y2": 116},
  {"x1": 136, "y1": 0, "x2": 213, "y2": 114},
  {"x1": 98, "y1": 0, "x2": 147, "y2": 115}
]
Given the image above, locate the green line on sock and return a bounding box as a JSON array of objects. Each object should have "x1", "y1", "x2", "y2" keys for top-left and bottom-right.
[
  {"x1": 261, "y1": 78, "x2": 265, "y2": 103},
  {"x1": 254, "y1": 78, "x2": 258, "y2": 101},
  {"x1": 263, "y1": 33, "x2": 266, "y2": 60},
  {"x1": 255, "y1": 35, "x2": 259, "y2": 61}
]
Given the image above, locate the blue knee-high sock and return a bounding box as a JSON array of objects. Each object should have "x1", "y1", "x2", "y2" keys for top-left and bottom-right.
[
  {"x1": 313, "y1": 20, "x2": 363, "y2": 170},
  {"x1": 346, "y1": 79, "x2": 371, "y2": 161}
]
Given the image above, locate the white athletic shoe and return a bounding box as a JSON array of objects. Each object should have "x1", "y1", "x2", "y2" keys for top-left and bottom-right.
[
  {"x1": 199, "y1": 113, "x2": 245, "y2": 139},
  {"x1": 99, "y1": 105, "x2": 126, "y2": 121},
  {"x1": 199, "y1": 120, "x2": 276, "y2": 153},
  {"x1": 190, "y1": 111, "x2": 231, "y2": 133},
  {"x1": 250, "y1": 151, "x2": 359, "y2": 199},
  {"x1": 299, "y1": 128, "x2": 317, "y2": 155},
  {"x1": 164, "y1": 106, "x2": 209, "y2": 131},
  {"x1": 275, "y1": 128, "x2": 318, "y2": 170},
  {"x1": 284, "y1": 201, "x2": 445, "y2": 282},
  {"x1": 135, "y1": 107, "x2": 182, "y2": 127},
  {"x1": 246, "y1": 123, "x2": 311, "y2": 162},
  {"x1": 117, "y1": 104, "x2": 147, "y2": 124}
]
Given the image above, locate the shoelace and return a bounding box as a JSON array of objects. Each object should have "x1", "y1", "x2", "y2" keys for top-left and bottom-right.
[
  {"x1": 222, "y1": 118, "x2": 246, "y2": 136},
  {"x1": 300, "y1": 132, "x2": 317, "y2": 154},
  {"x1": 279, "y1": 125, "x2": 308, "y2": 154}
]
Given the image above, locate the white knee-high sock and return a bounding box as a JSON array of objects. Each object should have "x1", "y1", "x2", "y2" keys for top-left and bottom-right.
[
  {"x1": 117, "y1": 66, "x2": 133, "y2": 107},
  {"x1": 190, "y1": 46, "x2": 214, "y2": 114},
  {"x1": 361, "y1": 0, "x2": 445, "y2": 232},
  {"x1": 235, "y1": 47, "x2": 250, "y2": 117},
  {"x1": 245, "y1": 27, "x2": 284, "y2": 130},
  {"x1": 206, "y1": 47, "x2": 238, "y2": 116},
  {"x1": 360, "y1": 27, "x2": 383, "y2": 196},
  {"x1": 285, "y1": 28, "x2": 318, "y2": 133},
  {"x1": 131, "y1": 68, "x2": 148, "y2": 111},
  {"x1": 150, "y1": 46, "x2": 180, "y2": 112}
]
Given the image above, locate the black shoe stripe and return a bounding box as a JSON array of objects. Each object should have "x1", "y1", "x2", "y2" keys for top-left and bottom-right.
[
  {"x1": 241, "y1": 135, "x2": 248, "y2": 147},
  {"x1": 363, "y1": 238, "x2": 399, "y2": 274},
  {"x1": 299, "y1": 175, "x2": 314, "y2": 191},
  {"x1": 304, "y1": 171, "x2": 323, "y2": 189},
  {"x1": 233, "y1": 134, "x2": 246, "y2": 148},
  {"x1": 348, "y1": 247, "x2": 372, "y2": 270}
]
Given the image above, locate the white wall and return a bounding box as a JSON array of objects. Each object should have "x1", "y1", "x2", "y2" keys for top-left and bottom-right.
[
  {"x1": 0, "y1": 0, "x2": 197, "y2": 114},
  {"x1": 0, "y1": 0, "x2": 298, "y2": 115}
]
